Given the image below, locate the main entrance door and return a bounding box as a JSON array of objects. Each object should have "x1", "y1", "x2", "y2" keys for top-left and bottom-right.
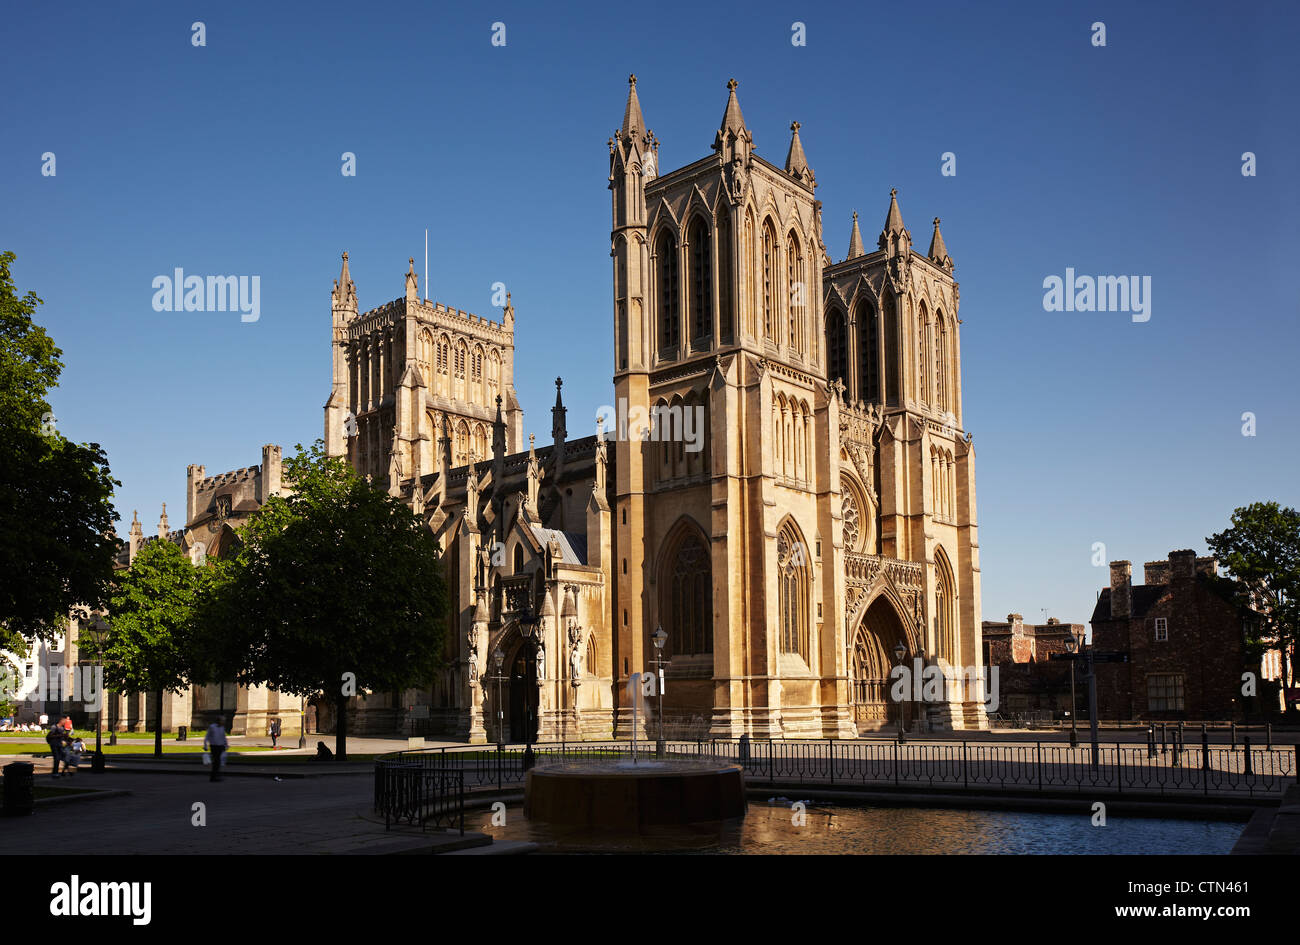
[{"x1": 851, "y1": 595, "x2": 916, "y2": 730}]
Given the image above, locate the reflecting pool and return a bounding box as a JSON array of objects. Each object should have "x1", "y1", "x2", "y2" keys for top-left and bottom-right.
[{"x1": 473, "y1": 800, "x2": 1244, "y2": 854}]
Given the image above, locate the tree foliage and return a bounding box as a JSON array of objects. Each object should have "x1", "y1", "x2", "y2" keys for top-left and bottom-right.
[
  {"x1": 1207, "y1": 501, "x2": 1300, "y2": 686},
  {"x1": 104, "y1": 539, "x2": 206, "y2": 756},
  {"x1": 203, "y1": 441, "x2": 448, "y2": 758},
  {"x1": 0, "y1": 251, "x2": 119, "y2": 650}
]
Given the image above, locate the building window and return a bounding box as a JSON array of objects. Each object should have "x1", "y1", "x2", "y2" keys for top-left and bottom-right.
[
  {"x1": 777, "y1": 522, "x2": 810, "y2": 660},
  {"x1": 664, "y1": 528, "x2": 712, "y2": 656},
  {"x1": 1147, "y1": 673, "x2": 1185, "y2": 712},
  {"x1": 25, "y1": 663, "x2": 33, "y2": 678},
  {"x1": 1154, "y1": 617, "x2": 1168, "y2": 641},
  {"x1": 655, "y1": 229, "x2": 679, "y2": 353},
  {"x1": 687, "y1": 216, "x2": 712, "y2": 347}
]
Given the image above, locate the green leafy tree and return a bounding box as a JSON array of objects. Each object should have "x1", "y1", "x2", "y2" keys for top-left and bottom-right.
[
  {"x1": 206, "y1": 441, "x2": 448, "y2": 760},
  {"x1": 1207, "y1": 502, "x2": 1300, "y2": 689},
  {"x1": 104, "y1": 540, "x2": 206, "y2": 757},
  {"x1": 0, "y1": 251, "x2": 119, "y2": 650}
]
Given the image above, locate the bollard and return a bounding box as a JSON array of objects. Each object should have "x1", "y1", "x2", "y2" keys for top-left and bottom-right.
[
  {"x1": 1230, "y1": 722, "x2": 1236, "y2": 750},
  {"x1": 1244, "y1": 735, "x2": 1253, "y2": 776},
  {"x1": 1202, "y1": 729, "x2": 1210, "y2": 772},
  {"x1": 1147, "y1": 726, "x2": 1156, "y2": 758},
  {"x1": 177, "y1": 725, "x2": 187, "y2": 742},
  {"x1": 2, "y1": 761, "x2": 36, "y2": 816}
]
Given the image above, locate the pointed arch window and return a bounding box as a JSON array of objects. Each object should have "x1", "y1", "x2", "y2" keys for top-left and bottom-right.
[
  {"x1": 935, "y1": 316, "x2": 948, "y2": 413},
  {"x1": 917, "y1": 305, "x2": 928, "y2": 406},
  {"x1": 883, "y1": 294, "x2": 900, "y2": 404},
  {"x1": 856, "y1": 300, "x2": 880, "y2": 401},
  {"x1": 664, "y1": 528, "x2": 712, "y2": 655},
  {"x1": 761, "y1": 219, "x2": 777, "y2": 341},
  {"x1": 688, "y1": 216, "x2": 713, "y2": 348},
  {"x1": 777, "y1": 522, "x2": 810, "y2": 660},
  {"x1": 744, "y1": 211, "x2": 756, "y2": 337},
  {"x1": 717, "y1": 208, "x2": 734, "y2": 341},
  {"x1": 827, "y1": 308, "x2": 847, "y2": 392},
  {"x1": 655, "y1": 229, "x2": 679, "y2": 353},
  {"x1": 787, "y1": 231, "x2": 804, "y2": 354},
  {"x1": 935, "y1": 552, "x2": 956, "y2": 664},
  {"x1": 417, "y1": 329, "x2": 434, "y2": 382}
]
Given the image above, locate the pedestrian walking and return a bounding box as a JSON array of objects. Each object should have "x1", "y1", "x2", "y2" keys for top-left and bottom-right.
[
  {"x1": 269, "y1": 717, "x2": 281, "y2": 749},
  {"x1": 204, "y1": 719, "x2": 228, "y2": 782},
  {"x1": 45, "y1": 723, "x2": 67, "y2": 778}
]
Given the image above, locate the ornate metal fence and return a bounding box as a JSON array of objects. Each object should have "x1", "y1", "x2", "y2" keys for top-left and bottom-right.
[{"x1": 373, "y1": 759, "x2": 465, "y2": 832}]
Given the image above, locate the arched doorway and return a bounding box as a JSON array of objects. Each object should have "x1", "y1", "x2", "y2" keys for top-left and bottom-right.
[
  {"x1": 506, "y1": 638, "x2": 539, "y2": 743},
  {"x1": 851, "y1": 595, "x2": 914, "y2": 730}
]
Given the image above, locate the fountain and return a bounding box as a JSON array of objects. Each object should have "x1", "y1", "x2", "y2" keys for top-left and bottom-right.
[{"x1": 523, "y1": 673, "x2": 747, "y2": 831}]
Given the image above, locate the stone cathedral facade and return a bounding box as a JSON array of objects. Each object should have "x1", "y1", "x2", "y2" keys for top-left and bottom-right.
[{"x1": 323, "y1": 77, "x2": 987, "y2": 739}]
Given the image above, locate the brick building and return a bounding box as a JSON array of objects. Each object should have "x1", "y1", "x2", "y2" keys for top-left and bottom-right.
[
  {"x1": 1089, "y1": 550, "x2": 1272, "y2": 721},
  {"x1": 981, "y1": 614, "x2": 1085, "y2": 718}
]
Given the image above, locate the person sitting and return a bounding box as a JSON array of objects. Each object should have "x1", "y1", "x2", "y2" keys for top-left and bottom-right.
[
  {"x1": 64, "y1": 737, "x2": 84, "y2": 775},
  {"x1": 314, "y1": 741, "x2": 334, "y2": 761}
]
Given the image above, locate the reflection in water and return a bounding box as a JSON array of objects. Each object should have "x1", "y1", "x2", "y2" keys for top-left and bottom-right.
[{"x1": 475, "y1": 801, "x2": 1243, "y2": 854}]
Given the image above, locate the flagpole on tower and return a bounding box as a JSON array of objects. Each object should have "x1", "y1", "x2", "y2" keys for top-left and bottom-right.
[{"x1": 424, "y1": 229, "x2": 428, "y2": 302}]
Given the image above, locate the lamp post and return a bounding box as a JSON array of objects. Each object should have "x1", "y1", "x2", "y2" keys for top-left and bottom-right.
[
  {"x1": 893, "y1": 641, "x2": 907, "y2": 745},
  {"x1": 81, "y1": 619, "x2": 107, "y2": 773},
  {"x1": 492, "y1": 647, "x2": 505, "y2": 752},
  {"x1": 652, "y1": 625, "x2": 668, "y2": 758},
  {"x1": 298, "y1": 693, "x2": 307, "y2": 750},
  {"x1": 1064, "y1": 632, "x2": 1080, "y2": 748},
  {"x1": 518, "y1": 607, "x2": 541, "y2": 772}
]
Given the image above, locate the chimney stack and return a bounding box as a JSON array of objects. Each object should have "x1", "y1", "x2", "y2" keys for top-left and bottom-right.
[
  {"x1": 1109, "y1": 561, "x2": 1132, "y2": 618},
  {"x1": 1169, "y1": 549, "x2": 1196, "y2": 582}
]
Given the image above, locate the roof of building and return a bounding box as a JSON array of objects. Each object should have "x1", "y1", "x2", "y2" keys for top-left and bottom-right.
[{"x1": 530, "y1": 526, "x2": 588, "y2": 566}]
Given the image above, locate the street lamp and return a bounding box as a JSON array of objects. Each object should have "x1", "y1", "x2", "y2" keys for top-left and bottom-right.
[
  {"x1": 1064, "y1": 631, "x2": 1079, "y2": 748},
  {"x1": 298, "y1": 693, "x2": 307, "y2": 750},
  {"x1": 81, "y1": 618, "x2": 108, "y2": 773},
  {"x1": 492, "y1": 647, "x2": 505, "y2": 752},
  {"x1": 893, "y1": 641, "x2": 907, "y2": 745},
  {"x1": 651, "y1": 625, "x2": 668, "y2": 758},
  {"x1": 518, "y1": 607, "x2": 542, "y2": 772}
]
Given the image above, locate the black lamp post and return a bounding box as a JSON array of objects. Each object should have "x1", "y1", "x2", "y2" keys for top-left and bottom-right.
[
  {"x1": 81, "y1": 619, "x2": 107, "y2": 773},
  {"x1": 298, "y1": 693, "x2": 307, "y2": 749},
  {"x1": 518, "y1": 607, "x2": 542, "y2": 772},
  {"x1": 651, "y1": 625, "x2": 668, "y2": 758},
  {"x1": 893, "y1": 641, "x2": 907, "y2": 745},
  {"x1": 1064, "y1": 631, "x2": 1080, "y2": 748},
  {"x1": 491, "y1": 647, "x2": 505, "y2": 752}
]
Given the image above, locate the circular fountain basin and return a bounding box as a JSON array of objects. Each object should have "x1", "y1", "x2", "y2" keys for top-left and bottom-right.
[{"x1": 524, "y1": 759, "x2": 747, "y2": 830}]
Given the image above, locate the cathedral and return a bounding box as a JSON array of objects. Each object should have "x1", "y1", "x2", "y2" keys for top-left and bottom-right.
[{"x1": 323, "y1": 76, "x2": 988, "y2": 739}]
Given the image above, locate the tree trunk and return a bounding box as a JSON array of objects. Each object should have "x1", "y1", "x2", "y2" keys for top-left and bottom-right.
[
  {"x1": 335, "y1": 691, "x2": 348, "y2": 762},
  {"x1": 154, "y1": 689, "x2": 163, "y2": 758}
]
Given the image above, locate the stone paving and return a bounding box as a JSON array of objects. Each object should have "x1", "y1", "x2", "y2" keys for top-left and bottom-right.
[{"x1": 0, "y1": 766, "x2": 477, "y2": 855}]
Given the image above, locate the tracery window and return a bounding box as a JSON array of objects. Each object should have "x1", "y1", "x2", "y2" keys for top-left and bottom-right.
[
  {"x1": 688, "y1": 216, "x2": 712, "y2": 347},
  {"x1": 777, "y1": 522, "x2": 810, "y2": 660},
  {"x1": 842, "y1": 487, "x2": 860, "y2": 552},
  {"x1": 655, "y1": 229, "x2": 679, "y2": 353},
  {"x1": 664, "y1": 529, "x2": 712, "y2": 655}
]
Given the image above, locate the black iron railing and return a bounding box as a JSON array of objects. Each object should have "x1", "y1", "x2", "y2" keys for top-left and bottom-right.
[
  {"x1": 373, "y1": 759, "x2": 465, "y2": 833},
  {"x1": 377, "y1": 738, "x2": 1299, "y2": 801}
]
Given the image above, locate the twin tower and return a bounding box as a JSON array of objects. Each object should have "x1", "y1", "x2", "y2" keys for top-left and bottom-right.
[{"x1": 608, "y1": 75, "x2": 985, "y2": 734}]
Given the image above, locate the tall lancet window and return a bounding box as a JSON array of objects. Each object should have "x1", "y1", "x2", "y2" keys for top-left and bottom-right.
[
  {"x1": 688, "y1": 216, "x2": 713, "y2": 348},
  {"x1": 787, "y1": 231, "x2": 804, "y2": 354},
  {"x1": 935, "y1": 316, "x2": 948, "y2": 413},
  {"x1": 655, "y1": 229, "x2": 679, "y2": 354},
  {"x1": 762, "y1": 220, "x2": 777, "y2": 340},
  {"x1": 777, "y1": 521, "x2": 810, "y2": 661},
  {"x1": 884, "y1": 294, "x2": 900, "y2": 404},
  {"x1": 917, "y1": 305, "x2": 928, "y2": 406},
  {"x1": 664, "y1": 528, "x2": 713, "y2": 655},
  {"x1": 827, "y1": 308, "x2": 847, "y2": 392},
  {"x1": 717, "y1": 208, "x2": 734, "y2": 341},
  {"x1": 856, "y1": 300, "x2": 880, "y2": 402}
]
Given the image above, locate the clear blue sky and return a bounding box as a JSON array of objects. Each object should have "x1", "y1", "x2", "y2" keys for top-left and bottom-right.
[{"x1": 3, "y1": 1, "x2": 1297, "y2": 627}]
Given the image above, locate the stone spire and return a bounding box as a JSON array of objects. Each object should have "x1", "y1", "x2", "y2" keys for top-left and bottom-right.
[
  {"x1": 621, "y1": 73, "x2": 646, "y2": 142},
  {"x1": 492, "y1": 394, "x2": 506, "y2": 480},
  {"x1": 847, "y1": 211, "x2": 865, "y2": 260},
  {"x1": 405, "y1": 257, "x2": 418, "y2": 303},
  {"x1": 878, "y1": 188, "x2": 910, "y2": 251},
  {"x1": 157, "y1": 503, "x2": 169, "y2": 542},
  {"x1": 928, "y1": 217, "x2": 953, "y2": 271},
  {"x1": 332, "y1": 251, "x2": 357, "y2": 312},
  {"x1": 525, "y1": 433, "x2": 540, "y2": 516},
  {"x1": 717, "y1": 78, "x2": 747, "y2": 142},
  {"x1": 551, "y1": 377, "x2": 567, "y2": 445},
  {"x1": 503, "y1": 291, "x2": 514, "y2": 331},
  {"x1": 128, "y1": 510, "x2": 143, "y2": 563},
  {"x1": 410, "y1": 441, "x2": 424, "y2": 516},
  {"x1": 784, "y1": 121, "x2": 813, "y2": 187}
]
